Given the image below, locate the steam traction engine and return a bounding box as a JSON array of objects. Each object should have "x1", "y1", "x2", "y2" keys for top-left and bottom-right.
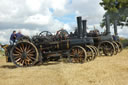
[
  {"x1": 4, "y1": 17, "x2": 98, "y2": 67},
  {"x1": 87, "y1": 15, "x2": 123, "y2": 56}
]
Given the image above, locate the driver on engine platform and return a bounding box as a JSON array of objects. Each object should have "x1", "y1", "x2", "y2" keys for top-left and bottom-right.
[{"x1": 10, "y1": 30, "x2": 16, "y2": 45}]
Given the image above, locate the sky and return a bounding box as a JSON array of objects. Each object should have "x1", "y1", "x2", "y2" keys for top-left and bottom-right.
[{"x1": 0, "y1": 0, "x2": 128, "y2": 44}]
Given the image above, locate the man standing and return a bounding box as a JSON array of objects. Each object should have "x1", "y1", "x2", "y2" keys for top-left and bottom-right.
[
  {"x1": 16, "y1": 31, "x2": 24, "y2": 40},
  {"x1": 10, "y1": 30, "x2": 16, "y2": 45}
]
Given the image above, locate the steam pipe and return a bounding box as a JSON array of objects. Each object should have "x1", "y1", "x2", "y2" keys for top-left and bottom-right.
[
  {"x1": 77, "y1": 16, "x2": 83, "y2": 38},
  {"x1": 82, "y1": 20, "x2": 87, "y2": 37}
]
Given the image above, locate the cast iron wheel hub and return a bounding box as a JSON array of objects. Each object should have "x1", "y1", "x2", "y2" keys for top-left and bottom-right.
[{"x1": 21, "y1": 51, "x2": 27, "y2": 59}]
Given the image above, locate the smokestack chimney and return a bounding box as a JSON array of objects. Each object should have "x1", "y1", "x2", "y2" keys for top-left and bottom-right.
[
  {"x1": 105, "y1": 15, "x2": 111, "y2": 35},
  {"x1": 114, "y1": 20, "x2": 118, "y2": 35},
  {"x1": 82, "y1": 20, "x2": 87, "y2": 37},
  {"x1": 77, "y1": 16, "x2": 83, "y2": 38}
]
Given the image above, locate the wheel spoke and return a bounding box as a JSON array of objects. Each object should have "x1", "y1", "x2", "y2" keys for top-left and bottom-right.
[
  {"x1": 77, "y1": 49, "x2": 81, "y2": 54},
  {"x1": 77, "y1": 48, "x2": 79, "y2": 53},
  {"x1": 22, "y1": 60, "x2": 24, "y2": 65},
  {"x1": 14, "y1": 56, "x2": 20, "y2": 60},
  {"x1": 26, "y1": 45, "x2": 30, "y2": 51},
  {"x1": 13, "y1": 53, "x2": 21, "y2": 57},
  {"x1": 28, "y1": 55, "x2": 36, "y2": 60},
  {"x1": 26, "y1": 49, "x2": 33, "y2": 53},
  {"x1": 15, "y1": 47, "x2": 22, "y2": 52},
  {"x1": 26, "y1": 57, "x2": 32, "y2": 62},
  {"x1": 27, "y1": 53, "x2": 35, "y2": 56},
  {"x1": 19, "y1": 46, "x2": 23, "y2": 52},
  {"x1": 15, "y1": 58, "x2": 21, "y2": 62},
  {"x1": 29, "y1": 50, "x2": 35, "y2": 54},
  {"x1": 80, "y1": 51, "x2": 84, "y2": 55},
  {"x1": 14, "y1": 50, "x2": 22, "y2": 55},
  {"x1": 24, "y1": 45, "x2": 27, "y2": 52},
  {"x1": 21, "y1": 43, "x2": 25, "y2": 50},
  {"x1": 24, "y1": 60, "x2": 28, "y2": 66}
]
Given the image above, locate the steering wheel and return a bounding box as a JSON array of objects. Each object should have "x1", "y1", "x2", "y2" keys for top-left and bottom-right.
[{"x1": 39, "y1": 31, "x2": 52, "y2": 37}]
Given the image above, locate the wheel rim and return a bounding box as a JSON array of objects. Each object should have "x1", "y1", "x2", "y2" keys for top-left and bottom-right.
[
  {"x1": 93, "y1": 46, "x2": 99, "y2": 56},
  {"x1": 98, "y1": 41, "x2": 115, "y2": 56},
  {"x1": 112, "y1": 41, "x2": 119, "y2": 55},
  {"x1": 85, "y1": 45, "x2": 94, "y2": 62},
  {"x1": 69, "y1": 46, "x2": 86, "y2": 63},
  {"x1": 116, "y1": 41, "x2": 123, "y2": 52},
  {"x1": 10, "y1": 41, "x2": 38, "y2": 67},
  {"x1": 17, "y1": 36, "x2": 31, "y2": 43},
  {"x1": 89, "y1": 45, "x2": 98, "y2": 59}
]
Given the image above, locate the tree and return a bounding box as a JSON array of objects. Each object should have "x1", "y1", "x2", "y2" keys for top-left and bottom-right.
[{"x1": 100, "y1": 0, "x2": 128, "y2": 27}]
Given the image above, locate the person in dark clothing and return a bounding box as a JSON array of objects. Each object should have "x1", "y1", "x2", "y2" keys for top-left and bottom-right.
[
  {"x1": 16, "y1": 31, "x2": 24, "y2": 40},
  {"x1": 10, "y1": 30, "x2": 16, "y2": 45}
]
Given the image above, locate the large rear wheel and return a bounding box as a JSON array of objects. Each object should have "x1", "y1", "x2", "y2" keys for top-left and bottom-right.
[
  {"x1": 88, "y1": 45, "x2": 98, "y2": 59},
  {"x1": 84, "y1": 45, "x2": 95, "y2": 62},
  {"x1": 98, "y1": 41, "x2": 115, "y2": 56},
  {"x1": 69, "y1": 46, "x2": 87, "y2": 63},
  {"x1": 10, "y1": 41, "x2": 39, "y2": 67}
]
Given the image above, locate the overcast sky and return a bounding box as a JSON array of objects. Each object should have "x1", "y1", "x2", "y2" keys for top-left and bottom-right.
[{"x1": 0, "y1": 0, "x2": 127, "y2": 44}]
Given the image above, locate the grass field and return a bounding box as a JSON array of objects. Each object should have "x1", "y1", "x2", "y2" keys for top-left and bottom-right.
[{"x1": 0, "y1": 50, "x2": 128, "y2": 85}]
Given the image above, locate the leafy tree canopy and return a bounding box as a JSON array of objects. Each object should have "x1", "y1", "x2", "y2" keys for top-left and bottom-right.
[{"x1": 100, "y1": 0, "x2": 128, "y2": 27}]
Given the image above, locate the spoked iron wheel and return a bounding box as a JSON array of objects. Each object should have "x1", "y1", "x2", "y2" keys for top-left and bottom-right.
[
  {"x1": 112, "y1": 41, "x2": 119, "y2": 55},
  {"x1": 69, "y1": 46, "x2": 87, "y2": 63},
  {"x1": 10, "y1": 41, "x2": 39, "y2": 67},
  {"x1": 84, "y1": 45, "x2": 95, "y2": 62},
  {"x1": 93, "y1": 46, "x2": 99, "y2": 56},
  {"x1": 116, "y1": 41, "x2": 123, "y2": 53},
  {"x1": 88, "y1": 45, "x2": 98, "y2": 58},
  {"x1": 98, "y1": 41, "x2": 115, "y2": 56}
]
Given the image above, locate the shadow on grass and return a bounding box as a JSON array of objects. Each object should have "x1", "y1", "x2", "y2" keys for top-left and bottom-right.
[
  {"x1": 36, "y1": 62, "x2": 60, "y2": 66},
  {"x1": 0, "y1": 63, "x2": 60, "y2": 68},
  {"x1": 98, "y1": 55, "x2": 113, "y2": 57},
  {"x1": 0, "y1": 61, "x2": 61, "y2": 69},
  {"x1": 0, "y1": 65, "x2": 17, "y2": 69}
]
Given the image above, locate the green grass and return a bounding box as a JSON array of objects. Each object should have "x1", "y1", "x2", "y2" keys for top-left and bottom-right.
[
  {"x1": 125, "y1": 46, "x2": 128, "y2": 49},
  {"x1": 120, "y1": 39, "x2": 128, "y2": 44},
  {"x1": 120, "y1": 38, "x2": 128, "y2": 48}
]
